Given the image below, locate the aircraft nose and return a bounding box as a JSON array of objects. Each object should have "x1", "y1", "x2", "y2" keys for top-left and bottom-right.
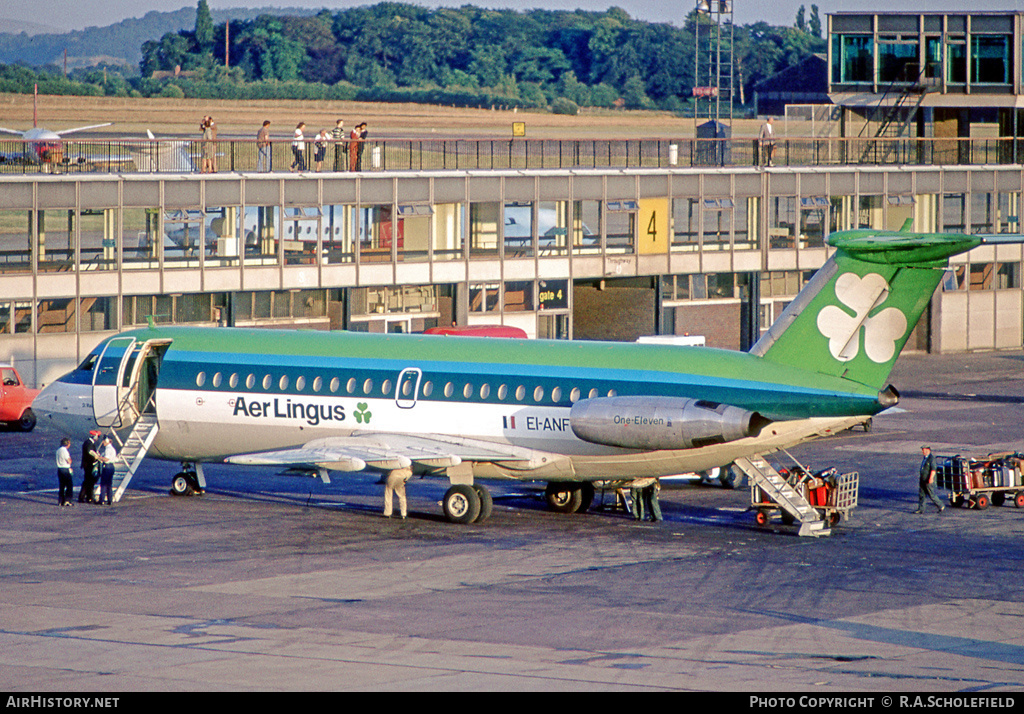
[{"x1": 32, "y1": 379, "x2": 93, "y2": 434}]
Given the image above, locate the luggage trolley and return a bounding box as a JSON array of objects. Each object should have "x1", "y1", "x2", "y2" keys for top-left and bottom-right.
[
  {"x1": 937, "y1": 453, "x2": 1024, "y2": 510},
  {"x1": 750, "y1": 465, "x2": 860, "y2": 527}
]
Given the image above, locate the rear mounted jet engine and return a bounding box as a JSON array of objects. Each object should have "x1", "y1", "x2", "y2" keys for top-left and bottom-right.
[{"x1": 569, "y1": 397, "x2": 770, "y2": 450}]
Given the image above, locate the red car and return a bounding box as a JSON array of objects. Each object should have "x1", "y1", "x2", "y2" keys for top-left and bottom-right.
[
  {"x1": 1, "y1": 364, "x2": 38, "y2": 431},
  {"x1": 423, "y1": 325, "x2": 528, "y2": 338}
]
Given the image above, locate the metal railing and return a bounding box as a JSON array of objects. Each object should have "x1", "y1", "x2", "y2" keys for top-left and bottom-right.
[{"x1": 1, "y1": 135, "x2": 1021, "y2": 175}]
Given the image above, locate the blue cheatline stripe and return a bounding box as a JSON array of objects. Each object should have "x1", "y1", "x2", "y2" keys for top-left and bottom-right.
[{"x1": 157, "y1": 349, "x2": 879, "y2": 419}]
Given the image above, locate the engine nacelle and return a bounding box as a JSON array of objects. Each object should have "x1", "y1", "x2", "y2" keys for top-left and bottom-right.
[{"x1": 569, "y1": 396, "x2": 770, "y2": 451}]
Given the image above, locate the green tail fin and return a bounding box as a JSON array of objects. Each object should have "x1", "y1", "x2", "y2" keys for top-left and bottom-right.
[{"x1": 750, "y1": 230, "x2": 984, "y2": 390}]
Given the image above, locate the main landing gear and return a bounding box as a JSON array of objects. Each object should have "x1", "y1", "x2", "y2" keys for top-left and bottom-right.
[
  {"x1": 544, "y1": 482, "x2": 594, "y2": 514},
  {"x1": 440, "y1": 481, "x2": 597, "y2": 523},
  {"x1": 442, "y1": 483, "x2": 493, "y2": 524}
]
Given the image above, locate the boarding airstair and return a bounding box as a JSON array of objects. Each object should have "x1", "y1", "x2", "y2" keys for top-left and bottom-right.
[
  {"x1": 733, "y1": 455, "x2": 830, "y2": 537},
  {"x1": 111, "y1": 413, "x2": 159, "y2": 503}
]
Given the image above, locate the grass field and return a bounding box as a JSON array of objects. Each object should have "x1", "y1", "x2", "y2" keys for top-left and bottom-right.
[{"x1": 0, "y1": 92, "x2": 765, "y2": 141}]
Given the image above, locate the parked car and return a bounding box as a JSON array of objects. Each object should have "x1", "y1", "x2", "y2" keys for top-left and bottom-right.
[{"x1": 1, "y1": 364, "x2": 39, "y2": 431}]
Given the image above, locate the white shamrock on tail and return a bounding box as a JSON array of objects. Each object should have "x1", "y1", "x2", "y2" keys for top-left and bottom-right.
[{"x1": 816, "y1": 273, "x2": 908, "y2": 364}]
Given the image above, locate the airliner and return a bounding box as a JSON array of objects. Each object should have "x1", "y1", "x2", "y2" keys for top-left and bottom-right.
[{"x1": 32, "y1": 225, "x2": 1016, "y2": 524}]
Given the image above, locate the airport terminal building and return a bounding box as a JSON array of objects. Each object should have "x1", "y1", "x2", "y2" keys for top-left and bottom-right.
[{"x1": 2, "y1": 9, "x2": 1024, "y2": 388}]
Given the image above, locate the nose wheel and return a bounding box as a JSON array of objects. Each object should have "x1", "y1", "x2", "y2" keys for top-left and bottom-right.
[{"x1": 170, "y1": 466, "x2": 205, "y2": 497}]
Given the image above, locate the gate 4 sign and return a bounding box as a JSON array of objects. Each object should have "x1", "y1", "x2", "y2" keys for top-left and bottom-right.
[{"x1": 638, "y1": 198, "x2": 669, "y2": 255}]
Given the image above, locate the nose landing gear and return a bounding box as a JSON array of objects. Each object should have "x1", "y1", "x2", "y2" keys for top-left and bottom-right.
[{"x1": 170, "y1": 463, "x2": 205, "y2": 497}]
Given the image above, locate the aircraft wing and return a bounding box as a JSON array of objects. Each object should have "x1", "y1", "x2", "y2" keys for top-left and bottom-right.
[
  {"x1": 55, "y1": 123, "x2": 113, "y2": 136},
  {"x1": 225, "y1": 432, "x2": 546, "y2": 473}
]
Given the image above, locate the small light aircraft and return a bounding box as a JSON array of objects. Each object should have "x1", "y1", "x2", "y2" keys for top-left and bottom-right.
[
  {"x1": 0, "y1": 85, "x2": 112, "y2": 169},
  {"x1": 31, "y1": 224, "x2": 1021, "y2": 523}
]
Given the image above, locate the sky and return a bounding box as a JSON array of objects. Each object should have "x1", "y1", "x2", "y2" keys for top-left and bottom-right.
[{"x1": 4, "y1": 0, "x2": 1015, "y2": 34}]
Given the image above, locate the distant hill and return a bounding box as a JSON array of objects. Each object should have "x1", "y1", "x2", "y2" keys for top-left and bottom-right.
[
  {"x1": 0, "y1": 6, "x2": 320, "y2": 70},
  {"x1": 0, "y1": 19, "x2": 65, "y2": 36}
]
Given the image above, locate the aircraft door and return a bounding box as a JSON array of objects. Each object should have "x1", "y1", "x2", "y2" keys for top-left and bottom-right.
[
  {"x1": 91, "y1": 336, "x2": 137, "y2": 428},
  {"x1": 396, "y1": 368, "x2": 422, "y2": 409}
]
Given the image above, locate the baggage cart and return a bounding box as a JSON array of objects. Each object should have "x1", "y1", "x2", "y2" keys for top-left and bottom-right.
[
  {"x1": 937, "y1": 453, "x2": 1024, "y2": 510},
  {"x1": 750, "y1": 465, "x2": 859, "y2": 527}
]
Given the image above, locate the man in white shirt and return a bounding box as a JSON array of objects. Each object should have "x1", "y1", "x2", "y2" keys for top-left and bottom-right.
[
  {"x1": 290, "y1": 122, "x2": 306, "y2": 172},
  {"x1": 56, "y1": 437, "x2": 73, "y2": 507},
  {"x1": 759, "y1": 117, "x2": 776, "y2": 167},
  {"x1": 98, "y1": 436, "x2": 117, "y2": 505}
]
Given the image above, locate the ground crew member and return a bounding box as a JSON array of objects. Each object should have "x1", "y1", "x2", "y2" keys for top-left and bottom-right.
[
  {"x1": 383, "y1": 468, "x2": 412, "y2": 519},
  {"x1": 79, "y1": 430, "x2": 101, "y2": 503},
  {"x1": 915, "y1": 445, "x2": 945, "y2": 514}
]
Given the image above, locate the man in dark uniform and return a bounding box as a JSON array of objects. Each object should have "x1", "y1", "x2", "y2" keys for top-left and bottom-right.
[
  {"x1": 915, "y1": 445, "x2": 945, "y2": 514},
  {"x1": 78, "y1": 430, "x2": 101, "y2": 503}
]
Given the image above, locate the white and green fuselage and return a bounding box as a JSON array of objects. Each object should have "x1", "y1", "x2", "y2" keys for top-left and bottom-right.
[{"x1": 33, "y1": 227, "x2": 1012, "y2": 485}]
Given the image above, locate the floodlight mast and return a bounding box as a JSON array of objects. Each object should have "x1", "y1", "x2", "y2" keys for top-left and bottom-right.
[{"x1": 693, "y1": 0, "x2": 734, "y2": 128}]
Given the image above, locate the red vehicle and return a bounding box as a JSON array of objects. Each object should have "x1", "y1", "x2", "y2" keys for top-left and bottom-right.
[
  {"x1": 423, "y1": 325, "x2": 528, "y2": 338},
  {"x1": 1, "y1": 364, "x2": 38, "y2": 431}
]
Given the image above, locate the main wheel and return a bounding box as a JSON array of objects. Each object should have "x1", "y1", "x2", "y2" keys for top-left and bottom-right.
[
  {"x1": 473, "y1": 484, "x2": 493, "y2": 524},
  {"x1": 577, "y1": 482, "x2": 595, "y2": 513},
  {"x1": 545, "y1": 483, "x2": 583, "y2": 513},
  {"x1": 443, "y1": 484, "x2": 481, "y2": 524},
  {"x1": 17, "y1": 408, "x2": 36, "y2": 432}
]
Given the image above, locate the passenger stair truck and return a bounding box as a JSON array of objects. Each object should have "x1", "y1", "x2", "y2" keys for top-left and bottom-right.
[
  {"x1": 736, "y1": 455, "x2": 859, "y2": 536},
  {"x1": 111, "y1": 413, "x2": 159, "y2": 502}
]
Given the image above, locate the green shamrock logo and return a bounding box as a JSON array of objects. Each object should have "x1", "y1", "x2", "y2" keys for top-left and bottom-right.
[{"x1": 354, "y1": 402, "x2": 372, "y2": 424}]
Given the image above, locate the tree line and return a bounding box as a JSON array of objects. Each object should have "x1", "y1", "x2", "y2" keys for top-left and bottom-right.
[{"x1": 2, "y1": 2, "x2": 827, "y2": 115}]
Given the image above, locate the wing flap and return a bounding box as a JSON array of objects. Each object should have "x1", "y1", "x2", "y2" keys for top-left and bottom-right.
[{"x1": 224, "y1": 432, "x2": 550, "y2": 472}]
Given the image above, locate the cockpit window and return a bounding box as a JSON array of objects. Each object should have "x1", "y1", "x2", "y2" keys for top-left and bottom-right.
[{"x1": 78, "y1": 354, "x2": 98, "y2": 372}]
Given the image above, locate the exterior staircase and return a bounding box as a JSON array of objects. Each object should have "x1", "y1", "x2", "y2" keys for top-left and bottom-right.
[
  {"x1": 734, "y1": 455, "x2": 830, "y2": 537},
  {"x1": 111, "y1": 413, "x2": 159, "y2": 502}
]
